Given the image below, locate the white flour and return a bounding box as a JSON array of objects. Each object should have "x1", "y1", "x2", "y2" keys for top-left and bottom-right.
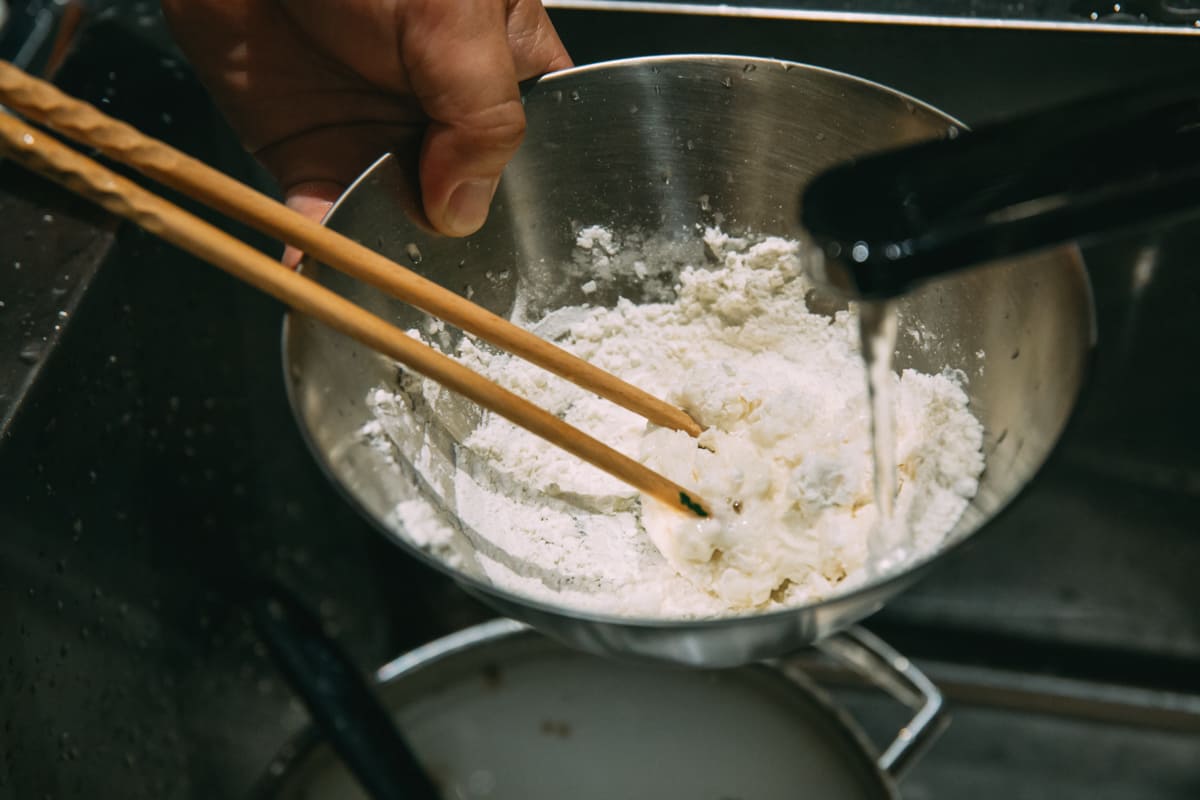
[{"x1": 361, "y1": 226, "x2": 985, "y2": 619}]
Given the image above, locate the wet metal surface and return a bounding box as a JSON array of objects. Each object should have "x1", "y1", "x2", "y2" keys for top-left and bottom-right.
[
  {"x1": 545, "y1": 0, "x2": 1200, "y2": 33},
  {"x1": 0, "y1": 167, "x2": 113, "y2": 437}
]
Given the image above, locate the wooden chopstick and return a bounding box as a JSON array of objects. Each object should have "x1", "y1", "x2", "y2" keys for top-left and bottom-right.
[
  {"x1": 0, "y1": 59, "x2": 703, "y2": 438},
  {"x1": 0, "y1": 111, "x2": 713, "y2": 519}
]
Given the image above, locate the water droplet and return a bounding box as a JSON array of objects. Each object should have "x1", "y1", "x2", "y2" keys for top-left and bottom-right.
[
  {"x1": 698, "y1": 194, "x2": 711, "y2": 211},
  {"x1": 42, "y1": 214, "x2": 54, "y2": 224},
  {"x1": 21, "y1": 133, "x2": 33, "y2": 145},
  {"x1": 569, "y1": 90, "x2": 581, "y2": 102},
  {"x1": 405, "y1": 242, "x2": 422, "y2": 264},
  {"x1": 18, "y1": 341, "x2": 43, "y2": 364},
  {"x1": 815, "y1": 132, "x2": 827, "y2": 142},
  {"x1": 947, "y1": 126, "x2": 960, "y2": 139},
  {"x1": 743, "y1": 63, "x2": 757, "y2": 72},
  {"x1": 720, "y1": 76, "x2": 733, "y2": 89},
  {"x1": 12, "y1": 260, "x2": 21, "y2": 270},
  {"x1": 550, "y1": 89, "x2": 563, "y2": 103},
  {"x1": 629, "y1": 104, "x2": 638, "y2": 114},
  {"x1": 1090, "y1": 10, "x2": 1099, "y2": 18},
  {"x1": 57, "y1": 310, "x2": 68, "y2": 320},
  {"x1": 467, "y1": 769, "x2": 496, "y2": 794},
  {"x1": 685, "y1": 139, "x2": 695, "y2": 151},
  {"x1": 851, "y1": 242, "x2": 870, "y2": 263}
]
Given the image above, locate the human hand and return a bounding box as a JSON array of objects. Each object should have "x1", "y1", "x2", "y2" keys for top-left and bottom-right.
[{"x1": 162, "y1": 0, "x2": 572, "y2": 264}]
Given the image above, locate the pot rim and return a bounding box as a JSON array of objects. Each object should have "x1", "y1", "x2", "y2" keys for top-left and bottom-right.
[{"x1": 254, "y1": 618, "x2": 902, "y2": 799}]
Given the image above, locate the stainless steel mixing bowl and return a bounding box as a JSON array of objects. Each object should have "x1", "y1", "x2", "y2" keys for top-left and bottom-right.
[{"x1": 283, "y1": 55, "x2": 1095, "y2": 667}]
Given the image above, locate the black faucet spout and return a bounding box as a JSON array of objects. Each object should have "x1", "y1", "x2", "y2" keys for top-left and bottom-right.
[{"x1": 801, "y1": 73, "x2": 1200, "y2": 299}]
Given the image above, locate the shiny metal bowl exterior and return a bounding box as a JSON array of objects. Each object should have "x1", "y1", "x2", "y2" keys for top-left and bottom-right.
[{"x1": 283, "y1": 55, "x2": 1094, "y2": 667}]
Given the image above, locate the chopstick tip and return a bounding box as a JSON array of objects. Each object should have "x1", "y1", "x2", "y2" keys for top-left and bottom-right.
[{"x1": 678, "y1": 491, "x2": 712, "y2": 519}]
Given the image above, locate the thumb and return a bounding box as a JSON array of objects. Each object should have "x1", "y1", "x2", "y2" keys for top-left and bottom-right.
[{"x1": 402, "y1": 1, "x2": 525, "y2": 237}]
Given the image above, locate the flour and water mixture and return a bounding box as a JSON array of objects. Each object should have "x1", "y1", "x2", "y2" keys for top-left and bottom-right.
[{"x1": 361, "y1": 225, "x2": 985, "y2": 619}]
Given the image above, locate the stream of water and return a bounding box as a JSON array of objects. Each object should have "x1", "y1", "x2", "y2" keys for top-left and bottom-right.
[{"x1": 858, "y1": 300, "x2": 904, "y2": 577}]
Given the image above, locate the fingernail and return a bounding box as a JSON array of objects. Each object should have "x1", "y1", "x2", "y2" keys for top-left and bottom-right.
[{"x1": 444, "y1": 178, "x2": 498, "y2": 236}]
